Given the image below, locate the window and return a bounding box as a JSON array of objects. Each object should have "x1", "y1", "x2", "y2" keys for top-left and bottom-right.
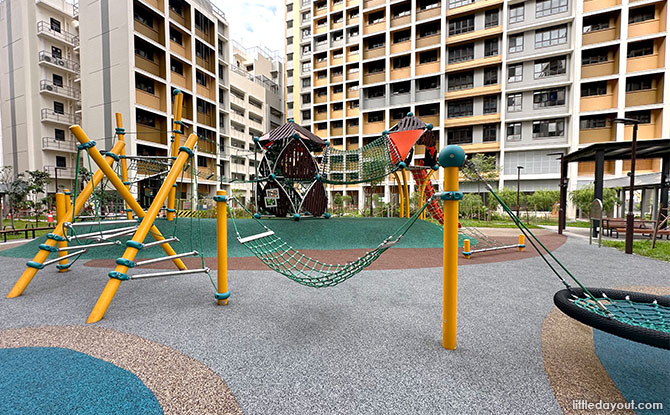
[
  {"x1": 53, "y1": 102, "x2": 64, "y2": 114},
  {"x1": 536, "y1": 0, "x2": 568, "y2": 17},
  {"x1": 508, "y1": 64, "x2": 523, "y2": 83},
  {"x1": 368, "y1": 86, "x2": 385, "y2": 98},
  {"x1": 509, "y1": 34, "x2": 524, "y2": 53},
  {"x1": 134, "y1": 7, "x2": 153, "y2": 27},
  {"x1": 449, "y1": 0, "x2": 474, "y2": 9},
  {"x1": 169, "y1": 0, "x2": 183, "y2": 15},
  {"x1": 196, "y1": 71, "x2": 207, "y2": 87},
  {"x1": 629, "y1": 6, "x2": 655, "y2": 24},
  {"x1": 170, "y1": 27, "x2": 183, "y2": 45},
  {"x1": 583, "y1": 15, "x2": 610, "y2": 32},
  {"x1": 627, "y1": 40, "x2": 654, "y2": 58},
  {"x1": 625, "y1": 110, "x2": 651, "y2": 124},
  {"x1": 418, "y1": 76, "x2": 439, "y2": 90},
  {"x1": 448, "y1": 43, "x2": 474, "y2": 63},
  {"x1": 448, "y1": 71, "x2": 474, "y2": 91},
  {"x1": 50, "y1": 18, "x2": 61, "y2": 32},
  {"x1": 449, "y1": 15, "x2": 474, "y2": 35},
  {"x1": 56, "y1": 156, "x2": 66, "y2": 168},
  {"x1": 535, "y1": 25, "x2": 567, "y2": 48},
  {"x1": 171, "y1": 58, "x2": 183, "y2": 75},
  {"x1": 137, "y1": 109, "x2": 155, "y2": 126},
  {"x1": 447, "y1": 127, "x2": 473, "y2": 144},
  {"x1": 448, "y1": 99, "x2": 473, "y2": 118},
  {"x1": 52, "y1": 74, "x2": 63, "y2": 87},
  {"x1": 368, "y1": 111, "x2": 384, "y2": 122},
  {"x1": 533, "y1": 88, "x2": 566, "y2": 108},
  {"x1": 419, "y1": 22, "x2": 440, "y2": 38},
  {"x1": 533, "y1": 119, "x2": 565, "y2": 138},
  {"x1": 368, "y1": 11, "x2": 384, "y2": 25},
  {"x1": 368, "y1": 36, "x2": 384, "y2": 49},
  {"x1": 484, "y1": 67, "x2": 498, "y2": 85},
  {"x1": 419, "y1": 0, "x2": 439, "y2": 11},
  {"x1": 534, "y1": 56, "x2": 566, "y2": 78},
  {"x1": 391, "y1": 82, "x2": 410, "y2": 94},
  {"x1": 195, "y1": 41, "x2": 210, "y2": 60},
  {"x1": 135, "y1": 43, "x2": 154, "y2": 61},
  {"x1": 507, "y1": 93, "x2": 522, "y2": 112},
  {"x1": 196, "y1": 99, "x2": 207, "y2": 114},
  {"x1": 485, "y1": 10, "x2": 499, "y2": 28},
  {"x1": 51, "y1": 46, "x2": 62, "y2": 59},
  {"x1": 287, "y1": 20, "x2": 293, "y2": 29},
  {"x1": 195, "y1": 10, "x2": 209, "y2": 34},
  {"x1": 135, "y1": 73, "x2": 155, "y2": 94},
  {"x1": 581, "y1": 81, "x2": 607, "y2": 97},
  {"x1": 367, "y1": 61, "x2": 384, "y2": 73},
  {"x1": 582, "y1": 48, "x2": 609, "y2": 65},
  {"x1": 197, "y1": 156, "x2": 208, "y2": 167},
  {"x1": 626, "y1": 75, "x2": 653, "y2": 92},
  {"x1": 484, "y1": 38, "x2": 498, "y2": 57},
  {"x1": 483, "y1": 96, "x2": 498, "y2": 114},
  {"x1": 509, "y1": 4, "x2": 524, "y2": 23},
  {"x1": 55, "y1": 129, "x2": 65, "y2": 141},
  {"x1": 507, "y1": 123, "x2": 522, "y2": 141},
  {"x1": 580, "y1": 115, "x2": 609, "y2": 129},
  {"x1": 419, "y1": 49, "x2": 439, "y2": 64},
  {"x1": 394, "y1": 29, "x2": 411, "y2": 43},
  {"x1": 302, "y1": 78, "x2": 311, "y2": 88},
  {"x1": 483, "y1": 124, "x2": 497, "y2": 142},
  {"x1": 393, "y1": 55, "x2": 410, "y2": 69}
]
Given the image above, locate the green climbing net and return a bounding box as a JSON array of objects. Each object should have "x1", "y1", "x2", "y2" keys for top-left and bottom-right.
[
  {"x1": 573, "y1": 295, "x2": 670, "y2": 333},
  {"x1": 320, "y1": 135, "x2": 401, "y2": 185},
  {"x1": 229, "y1": 198, "x2": 431, "y2": 287}
]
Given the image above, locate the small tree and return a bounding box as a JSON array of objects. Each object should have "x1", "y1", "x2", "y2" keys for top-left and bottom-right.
[
  {"x1": 0, "y1": 166, "x2": 14, "y2": 229},
  {"x1": 527, "y1": 190, "x2": 560, "y2": 212},
  {"x1": 459, "y1": 193, "x2": 484, "y2": 219},
  {"x1": 6, "y1": 173, "x2": 29, "y2": 228},
  {"x1": 342, "y1": 195, "x2": 352, "y2": 214},
  {"x1": 570, "y1": 185, "x2": 620, "y2": 217},
  {"x1": 25, "y1": 170, "x2": 51, "y2": 225},
  {"x1": 487, "y1": 187, "x2": 524, "y2": 213},
  {"x1": 333, "y1": 193, "x2": 344, "y2": 214}
]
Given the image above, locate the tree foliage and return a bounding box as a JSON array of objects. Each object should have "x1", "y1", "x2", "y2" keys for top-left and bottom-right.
[
  {"x1": 526, "y1": 190, "x2": 560, "y2": 211},
  {"x1": 487, "y1": 187, "x2": 524, "y2": 211},
  {"x1": 570, "y1": 185, "x2": 620, "y2": 214},
  {"x1": 462, "y1": 154, "x2": 498, "y2": 182}
]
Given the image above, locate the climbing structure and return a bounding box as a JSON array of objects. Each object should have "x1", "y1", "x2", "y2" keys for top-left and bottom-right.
[{"x1": 255, "y1": 121, "x2": 328, "y2": 218}]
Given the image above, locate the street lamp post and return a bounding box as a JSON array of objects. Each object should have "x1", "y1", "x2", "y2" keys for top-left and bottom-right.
[
  {"x1": 516, "y1": 166, "x2": 524, "y2": 218},
  {"x1": 548, "y1": 152, "x2": 565, "y2": 234},
  {"x1": 613, "y1": 118, "x2": 640, "y2": 254}
]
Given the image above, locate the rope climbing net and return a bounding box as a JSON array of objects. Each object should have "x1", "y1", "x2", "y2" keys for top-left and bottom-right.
[
  {"x1": 228, "y1": 197, "x2": 432, "y2": 287},
  {"x1": 573, "y1": 294, "x2": 669, "y2": 333}
]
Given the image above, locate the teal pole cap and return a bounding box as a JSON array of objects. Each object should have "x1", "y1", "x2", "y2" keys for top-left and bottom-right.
[
  {"x1": 397, "y1": 162, "x2": 406, "y2": 169},
  {"x1": 172, "y1": 88, "x2": 182, "y2": 95},
  {"x1": 324, "y1": 212, "x2": 331, "y2": 219},
  {"x1": 253, "y1": 136, "x2": 259, "y2": 142},
  {"x1": 438, "y1": 145, "x2": 466, "y2": 168},
  {"x1": 426, "y1": 123, "x2": 433, "y2": 130},
  {"x1": 293, "y1": 213, "x2": 301, "y2": 221},
  {"x1": 293, "y1": 133, "x2": 301, "y2": 139},
  {"x1": 253, "y1": 213, "x2": 261, "y2": 219},
  {"x1": 325, "y1": 141, "x2": 330, "y2": 147},
  {"x1": 288, "y1": 118, "x2": 294, "y2": 122},
  {"x1": 407, "y1": 112, "x2": 414, "y2": 117},
  {"x1": 382, "y1": 130, "x2": 389, "y2": 135}
]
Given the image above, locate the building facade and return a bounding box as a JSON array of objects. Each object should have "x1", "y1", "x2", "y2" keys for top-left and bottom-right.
[{"x1": 284, "y1": 0, "x2": 670, "y2": 217}]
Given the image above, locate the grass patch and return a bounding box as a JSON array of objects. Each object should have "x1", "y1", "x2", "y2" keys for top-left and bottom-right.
[
  {"x1": 0, "y1": 220, "x2": 55, "y2": 242},
  {"x1": 602, "y1": 239, "x2": 670, "y2": 262}
]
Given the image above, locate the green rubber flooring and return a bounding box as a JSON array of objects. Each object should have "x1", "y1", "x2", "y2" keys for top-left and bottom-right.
[{"x1": 0, "y1": 217, "x2": 471, "y2": 260}]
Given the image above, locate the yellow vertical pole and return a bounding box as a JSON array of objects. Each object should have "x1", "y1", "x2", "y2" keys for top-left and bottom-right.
[
  {"x1": 6, "y1": 141, "x2": 126, "y2": 298},
  {"x1": 463, "y1": 239, "x2": 471, "y2": 259},
  {"x1": 518, "y1": 234, "x2": 525, "y2": 251},
  {"x1": 401, "y1": 168, "x2": 410, "y2": 218},
  {"x1": 84, "y1": 132, "x2": 198, "y2": 324},
  {"x1": 215, "y1": 190, "x2": 229, "y2": 305},
  {"x1": 55, "y1": 193, "x2": 69, "y2": 272},
  {"x1": 115, "y1": 113, "x2": 133, "y2": 220},
  {"x1": 393, "y1": 172, "x2": 404, "y2": 218},
  {"x1": 439, "y1": 145, "x2": 465, "y2": 351},
  {"x1": 167, "y1": 91, "x2": 184, "y2": 221}
]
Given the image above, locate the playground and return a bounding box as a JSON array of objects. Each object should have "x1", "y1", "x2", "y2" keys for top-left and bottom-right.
[{"x1": 0, "y1": 99, "x2": 668, "y2": 414}]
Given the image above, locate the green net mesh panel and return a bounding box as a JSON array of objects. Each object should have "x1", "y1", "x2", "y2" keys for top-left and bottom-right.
[
  {"x1": 320, "y1": 135, "x2": 400, "y2": 185},
  {"x1": 573, "y1": 296, "x2": 670, "y2": 333}
]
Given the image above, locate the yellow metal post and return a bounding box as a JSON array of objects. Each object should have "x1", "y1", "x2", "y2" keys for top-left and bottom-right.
[
  {"x1": 438, "y1": 145, "x2": 466, "y2": 350},
  {"x1": 167, "y1": 92, "x2": 184, "y2": 221},
  {"x1": 85, "y1": 133, "x2": 198, "y2": 324},
  {"x1": 55, "y1": 193, "x2": 69, "y2": 272},
  {"x1": 518, "y1": 234, "x2": 525, "y2": 251},
  {"x1": 393, "y1": 171, "x2": 404, "y2": 218},
  {"x1": 463, "y1": 239, "x2": 471, "y2": 259},
  {"x1": 401, "y1": 168, "x2": 410, "y2": 218},
  {"x1": 7, "y1": 141, "x2": 126, "y2": 298},
  {"x1": 215, "y1": 190, "x2": 229, "y2": 305},
  {"x1": 115, "y1": 113, "x2": 133, "y2": 220}
]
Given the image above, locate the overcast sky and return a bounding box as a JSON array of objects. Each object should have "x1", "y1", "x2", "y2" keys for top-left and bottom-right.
[{"x1": 215, "y1": 0, "x2": 284, "y2": 53}]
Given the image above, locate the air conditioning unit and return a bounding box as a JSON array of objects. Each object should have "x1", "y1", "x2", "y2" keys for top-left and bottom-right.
[
  {"x1": 43, "y1": 55, "x2": 52, "y2": 63},
  {"x1": 45, "y1": 84, "x2": 54, "y2": 91},
  {"x1": 56, "y1": 59, "x2": 65, "y2": 66}
]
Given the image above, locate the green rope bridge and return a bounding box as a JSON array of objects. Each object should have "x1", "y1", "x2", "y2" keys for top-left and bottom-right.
[{"x1": 229, "y1": 197, "x2": 431, "y2": 287}]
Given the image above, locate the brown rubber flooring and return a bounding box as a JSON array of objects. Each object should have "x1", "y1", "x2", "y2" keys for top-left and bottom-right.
[{"x1": 85, "y1": 231, "x2": 566, "y2": 270}]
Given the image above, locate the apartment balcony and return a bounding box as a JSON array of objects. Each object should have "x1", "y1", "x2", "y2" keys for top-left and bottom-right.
[
  {"x1": 579, "y1": 125, "x2": 616, "y2": 144},
  {"x1": 578, "y1": 160, "x2": 616, "y2": 176},
  {"x1": 135, "y1": 54, "x2": 164, "y2": 78},
  {"x1": 331, "y1": 21, "x2": 343, "y2": 30},
  {"x1": 416, "y1": 34, "x2": 440, "y2": 49},
  {"x1": 629, "y1": 18, "x2": 662, "y2": 38},
  {"x1": 415, "y1": 61, "x2": 440, "y2": 76},
  {"x1": 136, "y1": 89, "x2": 166, "y2": 112},
  {"x1": 444, "y1": 113, "x2": 500, "y2": 128},
  {"x1": 171, "y1": 71, "x2": 190, "y2": 90},
  {"x1": 230, "y1": 128, "x2": 246, "y2": 140},
  {"x1": 315, "y1": 60, "x2": 327, "y2": 70},
  {"x1": 315, "y1": 111, "x2": 328, "y2": 121},
  {"x1": 461, "y1": 142, "x2": 500, "y2": 153},
  {"x1": 315, "y1": 6, "x2": 327, "y2": 17},
  {"x1": 364, "y1": 0, "x2": 385, "y2": 8},
  {"x1": 581, "y1": 60, "x2": 618, "y2": 78},
  {"x1": 331, "y1": 127, "x2": 344, "y2": 136},
  {"x1": 170, "y1": 40, "x2": 191, "y2": 60},
  {"x1": 348, "y1": 16, "x2": 360, "y2": 26},
  {"x1": 627, "y1": 53, "x2": 664, "y2": 73},
  {"x1": 363, "y1": 120, "x2": 384, "y2": 135},
  {"x1": 315, "y1": 76, "x2": 328, "y2": 87},
  {"x1": 446, "y1": 0, "x2": 503, "y2": 17},
  {"x1": 346, "y1": 107, "x2": 360, "y2": 117},
  {"x1": 583, "y1": 0, "x2": 620, "y2": 13},
  {"x1": 625, "y1": 88, "x2": 662, "y2": 107},
  {"x1": 141, "y1": 0, "x2": 164, "y2": 11},
  {"x1": 346, "y1": 51, "x2": 360, "y2": 62},
  {"x1": 136, "y1": 124, "x2": 167, "y2": 145},
  {"x1": 446, "y1": 26, "x2": 502, "y2": 45},
  {"x1": 347, "y1": 88, "x2": 359, "y2": 99},
  {"x1": 44, "y1": 166, "x2": 76, "y2": 179},
  {"x1": 134, "y1": 19, "x2": 162, "y2": 45},
  {"x1": 331, "y1": 0, "x2": 344, "y2": 11},
  {"x1": 390, "y1": 91, "x2": 411, "y2": 105},
  {"x1": 195, "y1": 27, "x2": 214, "y2": 47},
  {"x1": 417, "y1": 87, "x2": 441, "y2": 101},
  {"x1": 363, "y1": 21, "x2": 385, "y2": 35},
  {"x1": 331, "y1": 56, "x2": 344, "y2": 66},
  {"x1": 315, "y1": 94, "x2": 328, "y2": 104},
  {"x1": 420, "y1": 115, "x2": 440, "y2": 127},
  {"x1": 583, "y1": 27, "x2": 619, "y2": 46},
  {"x1": 332, "y1": 92, "x2": 344, "y2": 101},
  {"x1": 446, "y1": 55, "x2": 501, "y2": 73},
  {"x1": 37, "y1": 21, "x2": 79, "y2": 47},
  {"x1": 416, "y1": 5, "x2": 441, "y2": 21},
  {"x1": 39, "y1": 80, "x2": 80, "y2": 100},
  {"x1": 38, "y1": 51, "x2": 80, "y2": 74},
  {"x1": 196, "y1": 83, "x2": 216, "y2": 101},
  {"x1": 331, "y1": 74, "x2": 344, "y2": 83},
  {"x1": 391, "y1": 15, "x2": 410, "y2": 28},
  {"x1": 363, "y1": 72, "x2": 385, "y2": 84},
  {"x1": 346, "y1": 125, "x2": 359, "y2": 135},
  {"x1": 42, "y1": 137, "x2": 77, "y2": 153},
  {"x1": 581, "y1": 94, "x2": 618, "y2": 112},
  {"x1": 445, "y1": 84, "x2": 501, "y2": 100},
  {"x1": 364, "y1": 46, "x2": 385, "y2": 60},
  {"x1": 40, "y1": 109, "x2": 80, "y2": 125},
  {"x1": 347, "y1": 0, "x2": 360, "y2": 7},
  {"x1": 390, "y1": 40, "x2": 411, "y2": 55},
  {"x1": 248, "y1": 117, "x2": 263, "y2": 130},
  {"x1": 390, "y1": 67, "x2": 410, "y2": 80},
  {"x1": 624, "y1": 120, "x2": 662, "y2": 139},
  {"x1": 169, "y1": 9, "x2": 188, "y2": 28},
  {"x1": 230, "y1": 112, "x2": 245, "y2": 125}
]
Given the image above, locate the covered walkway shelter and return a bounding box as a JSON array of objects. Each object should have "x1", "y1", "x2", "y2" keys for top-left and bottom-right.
[{"x1": 558, "y1": 139, "x2": 670, "y2": 237}]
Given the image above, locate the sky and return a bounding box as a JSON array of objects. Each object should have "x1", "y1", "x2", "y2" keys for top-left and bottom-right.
[{"x1": 215, "y1": 0, "x2": 284, "y2": 54}]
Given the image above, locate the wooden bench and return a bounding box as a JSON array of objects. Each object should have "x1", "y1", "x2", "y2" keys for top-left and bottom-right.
[
  {"x1": 614, "y1": 227, "x2": 670, "y2": 240},
  {"x1": 602, "y1": 218, "x2": 651, "y2": 238},
  {"x1": 0, "y1": 225, "x2": 56, "y2": 243}
]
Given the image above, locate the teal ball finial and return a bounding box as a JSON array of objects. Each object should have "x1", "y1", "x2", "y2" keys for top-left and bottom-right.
[
  {"x1": 426, "y1": 123, "x2": 433, "y2": 130},
  {"x1": 324, "y1": 212, "x2": 331, "y2": 219},
  {"x1": 172, "y1": 88, "x2": 182, "y2": 96},
  {"x1": 253, "y1": 136, "x2": 259, "y2": 142},
  {"x1": 292, "y1": 133, "x2": 301, "y2": 139},
  {"x1": 438, "y1": 145, "x2": 466, "y2": 168},
  {"x1": 288, "y1": 118, "x2": 294, "y2": 122},
  {"x1": 325, "y1": 141, "x2": 330, "y2": 147},
  {"x1": 315, "y1": 174, "x2": 322, "y2": 182},
  {"x1": 431, "y1": 164, "x2": 439, "y2": 171},
  {"x1": 382, "y1": 130, "x2": 389, "y2": 135},
  {"x1": 269, "y1": 173, "x2": 276, "y2": 180},
  {"x1": 253, "y1": 213, "x2": 261, "y2": 219},
  {"x1": 398, "y1": 162, "x2": 406, "y2": 169},
  {"x1": 407, "y1": 112, "x2": 414, "y2": 117},
  {"x1": 293, "y1": 213, "x2": 301, "y2": 221}
]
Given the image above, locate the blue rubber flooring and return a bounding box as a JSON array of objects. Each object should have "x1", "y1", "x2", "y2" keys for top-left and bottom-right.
[
  {"x1": 0, "y1": 347, "x2": 161, "y2": 415},
  {"x1": 593, "y1": 330, "x2": 670, "y2": 414}
]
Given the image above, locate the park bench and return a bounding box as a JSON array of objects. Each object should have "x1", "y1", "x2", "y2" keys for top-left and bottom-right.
[
  {"x1": 614, "y1": 227, "x2": 670, "y2": 240},
  {"x1": 0, "y1": 225, "x2": 55, "y2": 243},
  {"x1": 602, "y1": 218, "x2": 652, "y2": 238}
]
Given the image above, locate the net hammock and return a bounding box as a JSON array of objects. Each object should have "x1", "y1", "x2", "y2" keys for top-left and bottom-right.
[
  {"x1": 228, "y1": 198, "x2": 432, "y2": 287},
  {"x1": 319, "y1": 134, "x2": 400, "y2": 185},
  {"x1": 465, "y1": 160, "x2": 670, "y2": 350}
]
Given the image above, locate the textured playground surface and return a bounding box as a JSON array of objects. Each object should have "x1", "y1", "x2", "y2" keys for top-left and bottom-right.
[{"x1": 0, "y1": 222, "x2": 668, "y2": 414}]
